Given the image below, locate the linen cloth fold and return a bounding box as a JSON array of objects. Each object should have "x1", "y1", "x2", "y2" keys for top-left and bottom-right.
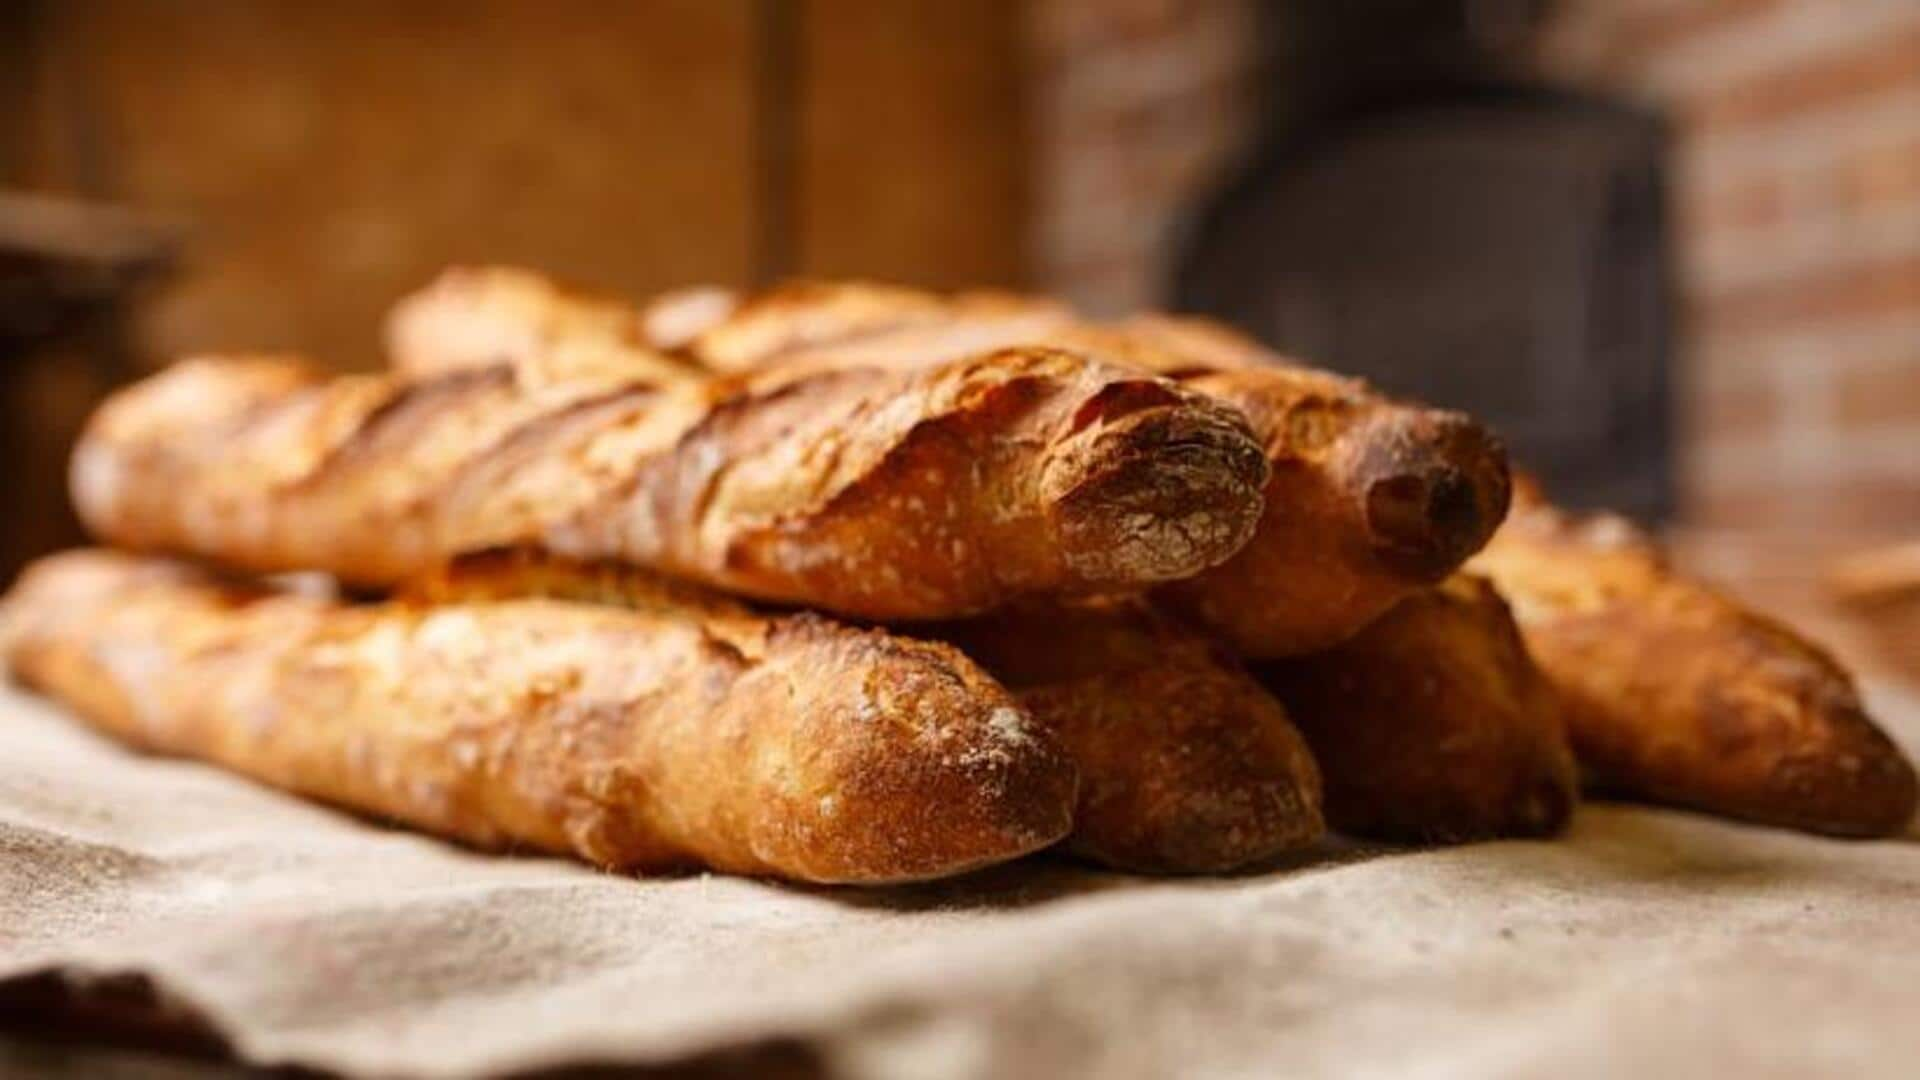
[{"x1": 4, "y1": 682, "x2": 1919, "y2": 1079}]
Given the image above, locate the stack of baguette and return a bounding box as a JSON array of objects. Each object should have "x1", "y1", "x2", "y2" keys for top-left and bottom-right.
[{"x1": 3, "y1": 267, "x2": 1912, "y2": 886}]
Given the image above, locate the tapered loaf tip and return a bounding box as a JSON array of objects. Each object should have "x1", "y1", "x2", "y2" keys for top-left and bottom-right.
[
  {"x1": 1354, "y1": 408, "x2": 1512, "y2": 582},
  {"x1": 760, "y1": 623, "x2": 1080, "y2": 883}
]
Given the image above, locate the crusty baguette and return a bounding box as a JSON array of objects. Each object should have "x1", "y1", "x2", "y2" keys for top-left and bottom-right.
[
  {"x1": 385, "y1": 265, "x2": 706, "y2": 385},
  {"x1": 0, "y1": 549, "x2": 1078, "y2": 883},
  {"x1": 1124, "y1": 320, "x2": 1512, "y2": 657},
  {"x1": 72, "y1": 346, "x2": 1269, "y2": 617},
  {"x1": 691, "y1": 280, "x2": 1074, "y2": 376},
  {"x1": 385, "y1": 270, "x2": 1509, "y2": 655},
  {"x1": 386, "y1": 268, "x2": 1064, "y2": 384},
  {"x1": 932, "y1": 599, "x2": 1324, "y2": 873},
  {"x1": 1258, "y1": 574, "x2": 1579, "y2": 844},
  {"x1": 702, "y1": 286, "x2": 1513, "y2": 657},
  {"x1": 418, "y1": 550, "x2": 1326, "y2": 873},
  {"x1": 1471, "y1": 493, "x2": 1918, "y2": 837},
  {"x1": 638, "y1": 284, "x2": 742, "y2": 353}
]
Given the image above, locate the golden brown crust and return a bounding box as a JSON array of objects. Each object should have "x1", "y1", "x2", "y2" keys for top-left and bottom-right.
[
  {"x1": 420, "y1": 554, "x2": 1324, "y2": 874},
  {"x1": 1258, "y1": 575, "x2": 1579, "y2": 844},
  {"x1": 693, "y1": 280, "x2": 1072, "y2": 376},
  {"x1": 1, "y1": 549, "x2": 1078, "y2": 883},
  {"x1": 638, "y1": 285, "x2": 741, "y2": 353},
  {"x1": 680, "y1": 279, "x2": 1511, "y2": 656},
  {"x1": 1148, "y1": 347, "x2": 1511, "y2": 656},
  {"x1": 1471, "y1": 503, "x2": 1919, "y2": 837},
  {"x1": 386, "y1": 266, "x2": 704, "y2": 385},
  {"x1": 933, "y1": 600, "x2": 1324, "y2": 873},
  {"x1": 72, "y1": 347, "x2": 1268, "y2": 617},
  {"x1": 378, "y1": 269, "x2": 1508, "y2": 652}
]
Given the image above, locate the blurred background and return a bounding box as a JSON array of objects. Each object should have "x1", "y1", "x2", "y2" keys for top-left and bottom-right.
[{"x1": 3, "y1": 1, "x2": 1916, "y2": 614}]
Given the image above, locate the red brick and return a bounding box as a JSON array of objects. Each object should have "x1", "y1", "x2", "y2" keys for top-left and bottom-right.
[
  {"x1": 1029, "y1": 0, "x2": 1227, "y2": 63},
  {"x1": 1682, "y1": 476, "x2": 1796, "y2": 531},
  {"x1": 1619, "y1": 0, "x2": 1785, "y2": 57},
  {"x1": 1835, "y1": 138, "x2": 1920, "y2": 215},
  {"x1": 1687, "y1": 25, "x2": 1920, "y2": 131},
  {"x1": 1695, "y1": 255, "x2": 1920, "y2": 336},
  {"x1": 1686, "y1": 475, "x2": 1920, "y2": 532},
  {"x1": 1690, "y1": 378, "x2": 1781, "y2": 444},
  {"x1": 1834, "y1": 359, "x2": 1920, "y2": 427},
  {"x1": 1684, "y1": 172, "x2": 1791, "y2": 234},
  {"x1": 1809, "y1": 477, "x2": 1920, "y2": 531}
]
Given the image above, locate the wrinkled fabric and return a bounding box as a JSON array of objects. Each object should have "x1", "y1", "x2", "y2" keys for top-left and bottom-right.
[{"x1": 3, "y1": 682, "x2": 1918, "y2": 1080}]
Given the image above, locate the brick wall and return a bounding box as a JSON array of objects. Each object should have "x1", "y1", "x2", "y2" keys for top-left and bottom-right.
[
  {"x1": 1026, "y1": 0, "x2": 1264, "y2": 316},
  {"x1": 1028, "y1": 0, "x2": 1920, "y2": 530},
  {"x1": 1541, "y1": 0, "x2": 1920, "y2": 531}
]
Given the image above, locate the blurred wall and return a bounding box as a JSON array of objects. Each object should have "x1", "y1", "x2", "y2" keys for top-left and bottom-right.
[
  {"x1": 5, "y1": 0, "x2": 1026, "y2": 370},
  {"x1": 797, "y1": 1, "x2": 1028, "y2": 287},
  {"x1": 1541, "y1": 0, "x2": 1920, "y2": 532},
  {"x1": 6, "y1": 0, "x2": 1911, "y2": 542},
  {"x1": 1028, "y1": 0, "x2": 1263, "y2": 317},
  {"x1": 10, "y1": 1, "x2": 759, "y2": 367},
  {"x1": 0, "y1": 0, "x2": 1023, "y2": 580},
  {"x1": 1028, "y1": 0, "x2": 1920, "y2": 532}
]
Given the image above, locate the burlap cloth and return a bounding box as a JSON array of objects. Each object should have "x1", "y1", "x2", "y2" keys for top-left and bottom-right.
[{"x1": 4, "y1": 681, "x2": 1919, "y2": 1079}]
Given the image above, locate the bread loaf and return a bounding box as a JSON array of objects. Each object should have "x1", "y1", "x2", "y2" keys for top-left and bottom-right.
[
  {"x1": 1078, "y1": 318, "x2": 1513, "y2": 657},
  {"x1": 709, "y1": 287, "x2": 1514, "y2": 657},
  {"x1": 386, "y1": 265, "x2": 704, "y2": 385},
  {"x1": 1471, "y1": 490, "x2": 1918, "y2": 837},
  {"x1": 690, "y1": 280, "x2": 1073, "y2": 376},
  {"x1": 0, "y1": 549, "x2": 1078, "y2": 883},
  {"x1": 386, "y1": 270, "x2": 1508, "y2": 654},
  {"x1": 72, "y1": 346, "x2": 1269, "y2": 618},
  {"x1": 1259, "y1": 574, "x2": 1578, "y2": 844},
  {"x1": 419, "y1": 551, "x2": 1327, "y2": 874},
  {"x1": 932, "y1": 599, "x2": 1324, "y2": 872}
]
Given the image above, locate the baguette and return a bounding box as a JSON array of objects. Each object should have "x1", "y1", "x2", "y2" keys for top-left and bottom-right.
[
  {"x1": 638, "y1": 285, "x2": 742, "y2": 353},
  {"x1": 386, "y1": 270, "x2": 1509, "y2": 654},
  {"x1": 72, "y1": 346, "x2": 1269, "y2": 617},
  {"x1": 690, "y1": 280, "x2": 1074, "y2": 376},
  {"x1": 1126, "y1": 321, "x2": 1511, "y2": 657},
  {"x1": 932, "y1": 599, "x2": 1324, "y2": 873},
  {"x1": 1471, "y1": 492, "x2": 1918, "y2": 837},
  {"x1": 385, "y1": 265, "x2": 704, "y2": 385},
  {"x1": 1258, "y1": 574, "x2": 1578, "y2": 843},
  {"x1": 720, "y1": 288, "x2": 1512, "y2": 657},
  {"x1": 0, "y1": 549, "x2": 1077, "y2": 883},
  {"x1": 418, "y1": 551, "x2": 1326, "y2": 873}
]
